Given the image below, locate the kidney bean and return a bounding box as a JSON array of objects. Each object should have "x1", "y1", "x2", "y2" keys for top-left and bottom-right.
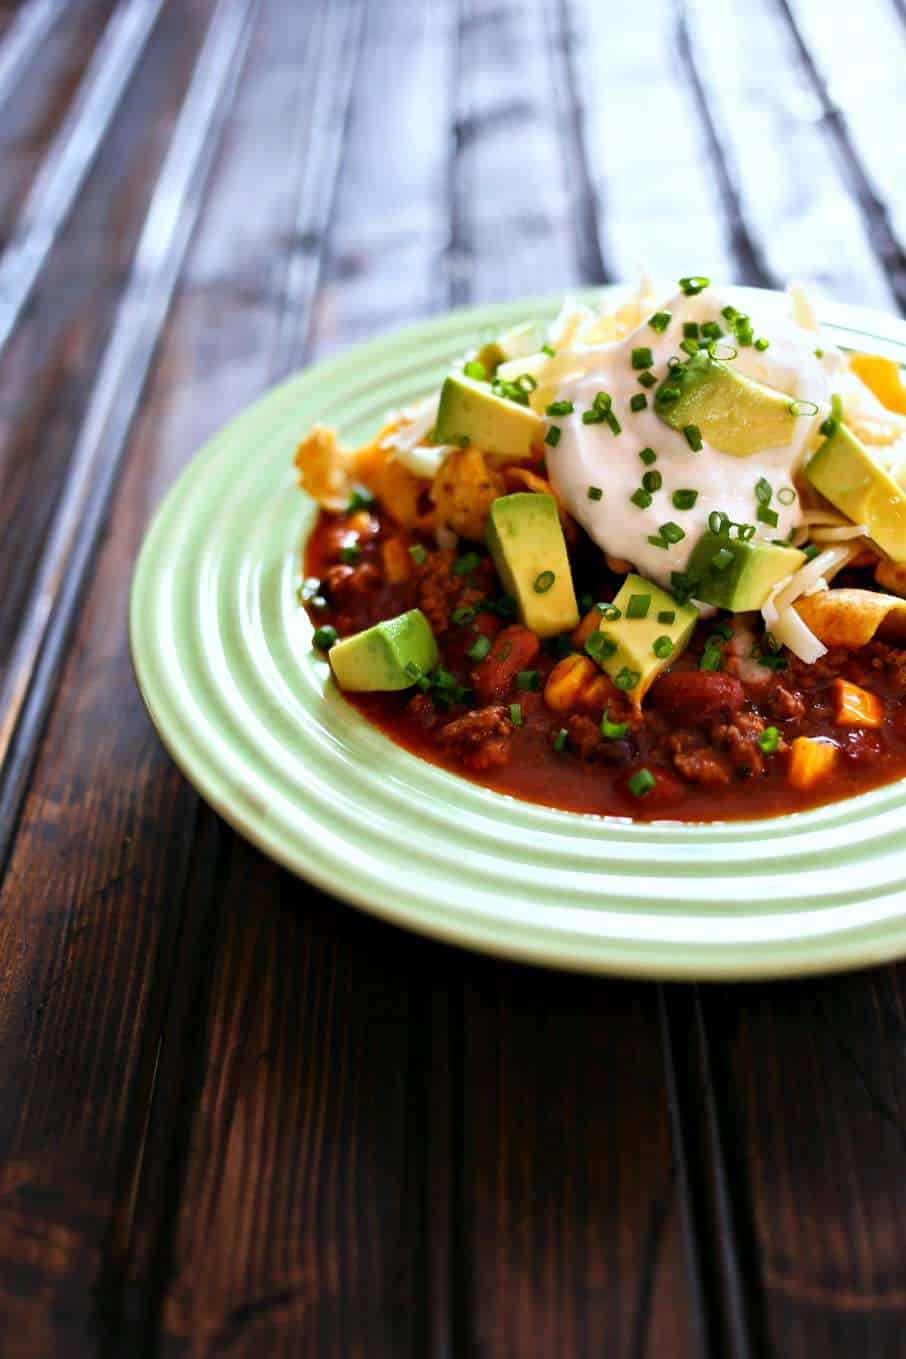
[
  {"x1": 472, "y1": 625, "x2": 541, "y2": 704},
  {"x1": 648, "y1": 669, "x2": 745, "y2": 721}
]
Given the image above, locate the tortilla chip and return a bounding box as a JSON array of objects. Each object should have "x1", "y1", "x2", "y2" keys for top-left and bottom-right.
[
  {"x1": 432, "y1": 446, "x2": 503, "y2": 541},
  {"x1": 875, "y1": 559, "x2": 906, "y2": 598},
  {"x1": 293, "y1": 424, "x2": 352, "y2": 511},
  {"x1": 794, "y1": 589, "x2": 906, "y2": 648}
]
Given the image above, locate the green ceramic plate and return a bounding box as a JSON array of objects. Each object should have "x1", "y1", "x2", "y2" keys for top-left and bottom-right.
[{"x1": 130, "y1": 287, "x2": 906, "y2": 979}]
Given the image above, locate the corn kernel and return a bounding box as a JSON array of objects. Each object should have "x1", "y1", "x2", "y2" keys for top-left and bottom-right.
[
  {"x1": 381, "y1": 537, "x2": 412, "y2": 585},
  {"x1": 544, "y1": 654, "x2": 611, "y2": 714}
]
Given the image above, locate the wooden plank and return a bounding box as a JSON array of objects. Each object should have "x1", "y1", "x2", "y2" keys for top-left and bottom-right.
[
  {"x1": 564, "y1": 0, "x2": 735, "y2": 283},
  {"x1": 0, "y1": 0, "x2": 65, "y2": 116},
  {"x1": 680, "y1": 0, "x2": 897, "y2": 309},
  {"x1": 700, "y1": 969, "x2": 906, "y2": 1355},
  {"x1": 777, "y1": 0, "x2": 906, "y2": 308},
  {"x1": 0, "y1": 0, "x2": 167, "y2": 359},
  {"x1": 450, "y1": 0, "x2": 580, "y2": 301},
  {"x1": 0, "y1": 3, "x2": 256, "y2": 1350},
  {"x1": 0, "y1": 1, "x2": 111, "y2": 240},
  {"x1": 460, "y1": 963, "x2": 702, "y2": 1358},
  {"x1": 0, "y1": 0, "x2": 256, "y2": 851}
]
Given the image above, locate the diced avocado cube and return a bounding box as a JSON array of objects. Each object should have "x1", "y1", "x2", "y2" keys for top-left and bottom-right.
[
  {"x1": 328, "y1": 609, "x2": 438, "y2": 692},
  {"x1": 655, "y1": 352, "x2": 798, "y2": 456},
  {"x1": 486, "y1": 493, "x2": 579, "y2": 638},
  {"x1": 806, "y1": 422, "x2": 906, "y2": 564},
  {"x1": 685, "y1": 533, "x2": 805, "y2": 611},
  {"x1": 592, "y1": 575, "x2": 698, "y2": 699},
  {"x1": 435, "y1": 374, "x2": 544, "y2": 459}
]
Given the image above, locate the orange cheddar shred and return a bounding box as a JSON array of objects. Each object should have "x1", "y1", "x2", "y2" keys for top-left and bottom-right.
[{"x1": 849, "y1": 353, "x2": 906, "y2": 415}]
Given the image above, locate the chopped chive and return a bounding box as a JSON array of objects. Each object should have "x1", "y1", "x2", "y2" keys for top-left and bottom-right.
[
  {"x1": 339, "y1": 542, "x2": 362, "y2": 564},
  {"x1": 545, "y1": 425, "x2": 561, "y2": 446},
  {"x1": 630, "y1": 488, "x2": 653, "y2": 509},
  {"x1": 721, "y1": 305, "x2": 738, "y2": 322},
  {"x1": 683, "y1": 424, "x2": 703, "y2": 451},
  {"x1": 711, "y1": 546, "x2": 735, "y2": 572},
  {"x1": 639, "y1": 447, "x2": 657, "y2": 465},
  {"x1": 631, "y1": 346, "x2": 654, "y2": 370},
  {"x1": 672, "y1": 488, "x2": 698, "y2": 511},
  {"x1": 757, "y1": 505, "x2": 779, "y2": 527},
  {"x1": 463, "y1": 360, "x2": 487, "y2": 381},
  {"x1": 657, "y1": 609, "x2": 676, "y2": 625},
  {"x1": 680, "y1": 338, "x2": 700, "y2": 358},
  {"x1": 708, "y1": 510, "x2": 729, "y2": 535},
  {"x1": 627, "y1": 593, "x2": 651, "y2": 620},
  {"x1": 451, "y1": 605, "x2": 476, "y2": 626},
  {"x1": 601, "y1": 709, "x2": 629, "y2": 740},
  {"x1": 630, "y1": 393, "x2": 648, "y2": 412},
  {"x1": 659, "y1": 521, "x2": 685, "y2": 544},
  {"x1": 737, "y1": 522, "x2": 757, "y2": 541},
  {"x1": 598, "y1": 604, "x2": 622, "y2": 621},
  {"x1": 467, "y1": 635, "x2": 492, "y2": 661},
  {"x1": 347, "y1": 484, "x2": 375, "y2": 512},
  {"x1": 516, "y1": 669, "x2": 540, "y2": 690},
  {"x1": 831, "y1": 393, "x2": 843, "y2": 422},
  {"x1": 755, "y1": 477, "x2": 773, "y2": 506},
  {"x1": 638, "y1": 370, "x2": 657, "y2": 389},
  {"x1": 586, "y1": 631, "x2": 617, "y2": 661},
  {"x1": 754, "y1": 337, "x2": 769, "y2": 352},
  {"x1": 679, "y1": 275, "x2": 710, "y2": 295},
  {"x1": 758, "y1": 725, "x2": 780, "y2": 754},
  {"x1": 699, "y1": 648, "x2": 723, "y2": 672},
  {"x1": 553, "y1": 728, "x2": 569, "y2": 753},
  {"x1": 409, "y1": 543, "x2": 428, "y2": 565},
  {"x1": 546, "y1": 399, "x2": 574, "y2": 416},
  {"x1": 604, "y1": 409, "x2": 622, "y2": 436},
  {"x1": 670, "y1": 570, "x2": 697, "y2": 602},
  {"x1": 657, "y1": 384, "x2": 681, "y2": 404},
  {"x1": 582, "y1": 408, "x2": 605, "y2": 425},
  {"x1": 777, "y1": 487, "x2": 796, "y2": 506},
  {"x1": 819, "y1": 416, "x2": 837, "y2": 437},
  {"x1": 647, "y1": 535, "x2": 668, "y2": 550},
  {"x1": 628, "y1": 768, "x2": 656, "y2": 797},
  {"x1": 510, "y1": 702, "x2": 524, "y2": 726},
  {"x1": 653, "y1": 635, "x2": 674, "y2": 659},
  {"x1": 313, "y1": 625, "x2": 338, "y2": 651},
  {"x1": 298, "y1": 576, "x2": 321, "y2": 603},
  {"x1": 534, "y1": 570, "x2": 556, "y2": 594},
  {"x1": 814, "y1": 347, "x2": 824, "y2": 358},
  {"x1": 587, "y1": 485, "x2": 603, "y2": 501},
  {"x1": 649, "y1": 311, "x2": 671, "y2": 333},
  {"x1": 405, "y1": 661, "x2": 423, "y2": 681},
  {"x1": 541, "y1": 343, "x2": 556, "y2": 356},
  {"x1": 789, "y1": 399, "x2": 819, "y2": 416},
  {"x1": 453, "y1": 551, "x2": 482, "y2": 576},
  {"x1": 614, "y1": 667, "x2": 641, "y2": 691},
  {"x1": 642, "y1": 469, "x2": 663, "y2": 492},
  {"x1": 700, "y1": 321, "x2": 722, "y2": 340},
  {"x1": 683, "y1": 321, "x2": 700, "y2": 339}
]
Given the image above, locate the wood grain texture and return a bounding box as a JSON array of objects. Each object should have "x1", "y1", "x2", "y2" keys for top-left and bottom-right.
[{"x1": 700, "y1": 969, "x2": 906, "y2": 1356}]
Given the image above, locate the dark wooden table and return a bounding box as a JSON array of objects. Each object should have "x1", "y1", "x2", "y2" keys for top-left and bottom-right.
[{"x1": 1, "y1": 1, "x2": 905, "y2": 1354}]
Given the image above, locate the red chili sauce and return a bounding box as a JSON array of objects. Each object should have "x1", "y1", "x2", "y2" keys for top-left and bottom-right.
[{"x1": 304, "y1": 505, "x2": 906, "y2": 822}]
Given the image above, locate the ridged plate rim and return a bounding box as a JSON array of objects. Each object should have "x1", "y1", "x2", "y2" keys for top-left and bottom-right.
[{"x1": 130, "y1": 286, "x2": 906, "y2": 979}]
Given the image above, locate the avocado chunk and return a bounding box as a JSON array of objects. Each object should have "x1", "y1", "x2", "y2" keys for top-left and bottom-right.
[
  {"x1": 806, "y1": 422, "x2": 906, "y2": 564},
  {"x1": 592, "y1": 575, "x2": 698, "y2": 699},
  {"x1": 655, "y1": 352, "x2": 798, "y2": 456},
  {"x1": 686, "y1": 532, "x2": 806, "y2": 611},
  {"x1": 329, "y1": 609, "x2": 438, "y2": 692},
  {"x1": 435, "y1": 374, "x2": 544, "y2": 459},
  {"x1": 486, "y1": 493, "x2": 579, "y2": 638}
]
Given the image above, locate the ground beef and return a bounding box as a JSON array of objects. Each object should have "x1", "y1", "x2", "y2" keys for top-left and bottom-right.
[
  {"x1": 323, "y1": 561, "x2": 381, "y2": 606},
  {"x1": 711, "y1": 710, "x2": 769, "y2": 778},
  {"x1": 765, "y1": 683, "x2": 806, "y2": 722},
  {"x1": 662, "y1": 731, "x2": 731, "y2": 786},
  {"x1": 416, "y1": 550, "x2": 491, "y2": 636},
  {"x1": 439, "y1": 705, "x2": 512, "y2": 771},
  {"x1": 567, "y1": 715, "x2": 601, "y2": 761}
]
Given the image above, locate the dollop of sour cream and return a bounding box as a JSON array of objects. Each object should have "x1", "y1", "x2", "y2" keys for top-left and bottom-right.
[{"x1": 545, "y1": 290, "x2": 832, "y2": 586}]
